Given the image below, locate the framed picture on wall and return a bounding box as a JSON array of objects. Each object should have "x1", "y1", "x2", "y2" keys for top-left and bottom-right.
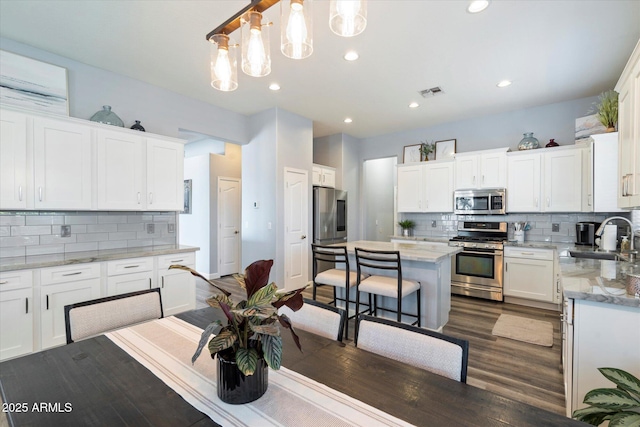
[
  {"x1": 435, "y1": 139, "x2": 456, "y2": 160},
  {"x1": 403, "y1": 144, "x2": 422, "y2": 163}
]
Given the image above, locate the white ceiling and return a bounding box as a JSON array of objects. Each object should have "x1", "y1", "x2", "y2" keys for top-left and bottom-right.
[{"x1": 1, "y1": 1, "x2": 639, "y2": 139}]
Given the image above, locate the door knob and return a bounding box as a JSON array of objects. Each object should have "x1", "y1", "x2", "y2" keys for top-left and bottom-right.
[
  {"x1": 234, "y1": 230, "x2": 239, "y2": 234},
  {"x1": 301, "y1": 235, "x2": 307, "y2": 240}
]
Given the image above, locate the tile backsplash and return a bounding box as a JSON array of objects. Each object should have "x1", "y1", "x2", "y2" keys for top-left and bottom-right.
[
  {"x1": 0, "y1": 211, "x2": 177, "y2": 258},
  {"x1": 398, "y1": 211, "x2": 636, "y2": 244}
]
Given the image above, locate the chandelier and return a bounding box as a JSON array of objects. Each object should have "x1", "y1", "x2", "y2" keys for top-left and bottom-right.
[{"x1": 207, "y1": 0, "x2": 367, "y2": 92}]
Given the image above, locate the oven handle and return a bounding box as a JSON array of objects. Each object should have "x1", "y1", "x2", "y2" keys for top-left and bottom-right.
[{"x1": 460, "y1": 249, "x2": 503, "y2": 258}]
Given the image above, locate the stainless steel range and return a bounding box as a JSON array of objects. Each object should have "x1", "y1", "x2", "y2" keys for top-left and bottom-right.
[{"x1": 449, "y1": 221, "x2": 508, "y2": 301}]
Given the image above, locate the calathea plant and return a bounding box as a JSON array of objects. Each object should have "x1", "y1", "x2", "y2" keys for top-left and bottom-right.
[{"x1": 170, "y1": 260, "x2": 306, "y2": 375}]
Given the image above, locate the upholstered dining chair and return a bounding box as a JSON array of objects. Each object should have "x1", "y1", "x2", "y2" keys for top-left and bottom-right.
[
  {"x1": 354, "y1": 247, "x2": 421, "y2": 331},
  {"x1": 355, "y1": 315, "x2": 469, "y2": 383},
  {"x1": 311, "y1": 244, "x2": 367, "y2": 339},
  {"x1": 64, "y1": 288, "x2": 163, "y2": 344},
  {"x1": 278, "y1": 298, "x2": 347, "y2": 342}
]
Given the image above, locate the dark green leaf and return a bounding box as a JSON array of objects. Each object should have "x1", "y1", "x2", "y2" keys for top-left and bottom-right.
[
  {"x1": 573, "y1": 406, "x2": 615, "y2": 425},
  {"x1": 609, "y1": 412, "x2": 640, "y2": 427},
  {"x1": 261, "y1": 334, "x2": 282, "y2": 370},
  {"x1": 584, "y1": 388, "x2": 639, "y2": 410},
  {"x1": 251, "y1": 322, "x2": 280, "y2": 336},
  {"x1": 272, "y1": 285, "x2": 307, "y2": 310},
  {"x1": 191, "y1": 320, "x2": 221, "y2": 364},
  {"x1": 236, "y1": 347, "x2": 258, "y2": 376},
  {"x1": 247, "y1": 282, "x2": 277, "y2": 307},
  {"x1": 278, "y1": 313, "x2": 302, "y2": 352},
  {"x1": 243, "y1": 260, "x2": 273, "y2": 299},
  {"x1": 168, "y1": 265, "x2": 230, "y2": 296},
  {"x1": 232, "y1": 305, "x2": 277, "y2": 319},
  {"x1": 207, "y1": 328, "x2": 237, "y2": 355},
  {"x1": 599, "y1": 368, "x2": 640, "y2": 401}
]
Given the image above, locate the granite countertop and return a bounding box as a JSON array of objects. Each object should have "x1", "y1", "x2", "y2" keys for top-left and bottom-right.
[
  {"x1": 336, "y1": 240, "x2": 461, "y2": 263},
  {"x1": 504, "y1": 241, "x2": 559, "y2": 250},
  {"x1": 561, "y1": 257, "x2": 640, "y2": 308},
  {"x1": 389, "y1": 236, "x2": 450, "y2": 244},
  {"x1": 0, "y1": 245, "x2": 200, "y2": 272}
]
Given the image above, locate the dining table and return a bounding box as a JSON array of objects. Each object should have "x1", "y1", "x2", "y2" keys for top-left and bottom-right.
[{"x1": 0, "y1": 307, "x2": 586, "y2": 426}]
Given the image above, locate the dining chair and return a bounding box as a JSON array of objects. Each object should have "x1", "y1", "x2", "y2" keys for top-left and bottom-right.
[
  {"x1": 355, "y1": 315, "x2": 469, "y2": 383},
  {"x1": 64, "y1": 288, "x2": 163, "y2": 344},
  {"x1": 278, "y1": 298, "x2": 347, "y2": 342},
  {"x1": 354, "y1": 247, "x2": 421, "y2": 330},
  {"x1": 311, "y1": 244, "x2": 367, "y2": 339}
]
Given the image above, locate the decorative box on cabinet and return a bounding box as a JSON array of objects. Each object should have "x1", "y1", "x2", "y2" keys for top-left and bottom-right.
[
  {"x1": 106, "y1": 257, "x2": 154, "y2": 296},
  {"x1": 454, "y1": 148, "x2": 508, "y2": 190},
  {"x1": 156, "y1": 252, "x2": 196, "y2": 316},
  {"x1": 0, "y1": 270, "x2": 33, "y2": 361},
  {"x1": 312, "y1": 164, "x2": 336, "y2": 188}
]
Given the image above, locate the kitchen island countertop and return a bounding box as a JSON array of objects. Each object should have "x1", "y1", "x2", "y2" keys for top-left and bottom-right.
[{"x1": 338, "y1": 240, "x2": 461, "y2": 263}]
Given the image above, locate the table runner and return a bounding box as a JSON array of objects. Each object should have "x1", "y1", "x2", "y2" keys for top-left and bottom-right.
[{"x1": 106, "y1": 317, "x2": 414, "y2": 427}]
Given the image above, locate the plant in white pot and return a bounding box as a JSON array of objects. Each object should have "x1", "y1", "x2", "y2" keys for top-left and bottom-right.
[{"x1": 398, "y1": 219, "x2": 416, "y2": 237}]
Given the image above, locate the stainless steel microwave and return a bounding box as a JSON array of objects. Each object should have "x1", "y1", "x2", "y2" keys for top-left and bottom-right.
[{"x1": 454, "y1": 189, "x2": 506, "y2": 215}]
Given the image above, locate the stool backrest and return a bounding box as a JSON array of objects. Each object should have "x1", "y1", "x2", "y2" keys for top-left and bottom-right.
[
  {"x1": 279, "y1": 298, "x2": 346, "y2": 341},
  {"x1": 312, "y1": 244, "x2": 349, "y2": 276},
  {"x1": 354, "y1": 247, "x2": 402, "y2": 283}
]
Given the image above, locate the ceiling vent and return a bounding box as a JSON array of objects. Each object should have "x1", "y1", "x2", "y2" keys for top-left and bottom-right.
[{"x1": 419, "y1": 87, "x2": 444, "y2": 98}]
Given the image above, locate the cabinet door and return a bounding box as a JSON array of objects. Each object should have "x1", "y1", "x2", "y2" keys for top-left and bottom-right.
[
  {"x1": 97, "y1": 130, "x2": 144, "y2": 210},
  {"x1": 0, "y1": 287, "x2": 33, "y2": 361},
  {"x1": 504, "y1": 258, "x2": 554, "y2": 302},
  {"x1": 507, "y1": 153, "x2": 541, "y2": 212},
  {"x1": 33, "y1": 118, "x2": 92, "y2": 210},
  {"x1": 146, "y1": 138, "x2": 184, "y2": 211},
  {"x1": 424, "y1": 162, "x2": 454, "y2": 212},
  {"x1": 157, "y1": 252, "x2": 196, "y2": 316},
  {"x1": 0, "y1": 110, "x2": 28, "y2": 209},
  {"x1": 454, "y1": 156, "x2": 478, "y2": 190},
  {"x1": 480, "y1": 152, "x2": 507, "y2": 188},
  {"x1": 312, "y1": 166, "x2": 322, "y2": 186},
  {"x1": 397, "y1": 165, "x2": 424, "y2": 212},
  {"x1": 544, "y1": 150, "x2": 582, "y2": 212},
  {"x1": 40, "y1": 279, "x2": 101, "y2": 349},
  {"x1": 322, "y1": 168, "x2": 336, "y2": 188},
  {"x1": 616, "y1": 58, "x2": 640, "y2": 208},
  {"x1": 107, "y1": 272, "x2": 154, "y2": 296}
]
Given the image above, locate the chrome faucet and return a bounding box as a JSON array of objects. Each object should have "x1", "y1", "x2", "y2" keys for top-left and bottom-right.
[{"x1": 596, "y1": 216, "x2": 637, "y2": 259}]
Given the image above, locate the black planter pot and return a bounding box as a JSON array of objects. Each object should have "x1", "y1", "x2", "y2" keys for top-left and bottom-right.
[{"x1": 216, "y1": 351, "x2": 268, "y2": 404}]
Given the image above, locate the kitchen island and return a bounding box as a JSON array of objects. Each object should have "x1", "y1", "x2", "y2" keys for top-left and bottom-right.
[{"x1": 333, "y1": 240, "x2": 461, "y2": 331}]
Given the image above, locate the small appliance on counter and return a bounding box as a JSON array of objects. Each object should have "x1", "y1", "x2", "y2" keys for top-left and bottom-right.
[
  {"x1": 575, "y1": 221, "x2": 600, "y2": 246},
  {"x1": 596, "y1": 224, "x2": 618, "y2": 252}
]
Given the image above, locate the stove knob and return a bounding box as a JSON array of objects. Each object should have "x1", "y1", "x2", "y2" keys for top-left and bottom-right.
[
  {"x1": 469, "y1": 243, "x2": 477, "y2": 248},
  {"x1": 485, "y1": 244, "x2": 492, "y2": 249}
]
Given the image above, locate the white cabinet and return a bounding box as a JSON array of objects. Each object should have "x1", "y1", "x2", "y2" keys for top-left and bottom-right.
[
  {"x1": 0, "y1": 271, "x2": 33, "y2": 361},
  {"x1": 543, "y1": 148, "x2": 583, "y2": 212},
  {"x1": 312, "y1": 164, "x2": 336, "y2": 188},
  {"x1": 507, "y1": 152, "x2": 541, "y2": 212},
  {"x1": 397, "y1": 161, "x2": 454, "y2": 213},
  {"x1": 615, "y1": 40, "x2": 640, "y2": 208},
  {"x1": 147, "y1": 137, "x2": 184, "y2": 211},
  {"x1": 454, "y1": 149, "x2": 507, "y2": 190},
  {"x1": 106, "y1": 257, "x2": 154, "y2": 296},
  {"x1": 591, "y1": 133, "x2": 625, "y2": 212},
  {"x1": 97, "y1": 130, "x2": 145, "y2": 210},
  {"x1": 0, "y1": 110, "x2": 27, "y2": 209},
  {"x1": 504, "y1": 247, "x2": 556, "y2": 303},
  {"x1": 156, "y1": 252, "x2": 196, "y2": 316},
  {"x1": 33, "y1": 117, "x2": 92, "y2": 210}
]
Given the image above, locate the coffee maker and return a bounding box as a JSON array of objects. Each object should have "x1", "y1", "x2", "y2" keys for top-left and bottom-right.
[{"x1": 575, "y1": 221, "x2": 601, "y2": 246}]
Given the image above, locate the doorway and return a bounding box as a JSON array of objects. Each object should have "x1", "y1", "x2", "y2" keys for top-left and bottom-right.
[
  {"x1": 284, "y1": 167, "x2": 309, "y2": 291},
  {"x1": 218, "y1": 177, "x2": 241, "y2": 276},
  {"x1": 363, "y1": 157, "x2": 397, "y2": 241}
]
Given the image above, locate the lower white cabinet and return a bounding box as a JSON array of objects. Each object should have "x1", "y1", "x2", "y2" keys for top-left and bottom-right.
[
  {"x1": 504, "y1": 247, "x2": 556, "y2": 303},
  {"x1": 106, "y1": 257, "x2": 154, "y2": 296},
  {"x1": 156, "y1": 253, "x2": 196, "y2": 317},
  {"x1": 0, "y1": 271, "x2": 33, "y2": 361}
]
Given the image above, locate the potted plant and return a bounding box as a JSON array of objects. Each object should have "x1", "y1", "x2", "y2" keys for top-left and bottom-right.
[
  {"x1": 420, "y1": 141, "x2": 435, "y2": 161},
  {"x1": 170, "y1": 260, "x2": 306, "y2": 404},
  {"x1": 595, "y1": 90, "x2": 618, "y2": 132},
  {"x1": 572, "y1": 367, "x2": 640, "y2": 426},
  {"x1": 398, "y1": 219, "x2": 415, "y2": 237}
]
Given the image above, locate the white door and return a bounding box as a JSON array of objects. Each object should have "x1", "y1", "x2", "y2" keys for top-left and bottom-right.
[
  {"x1": 218, "y1": 177, "x2": 241, "y2": 276},
  {"x1": 284, "y1": 168, "x2": 309, "y2": 291}
]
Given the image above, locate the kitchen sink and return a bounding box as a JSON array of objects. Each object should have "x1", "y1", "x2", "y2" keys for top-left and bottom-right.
[{"x1": 569, "y1": 250, "x2": 619, "y2": 261}]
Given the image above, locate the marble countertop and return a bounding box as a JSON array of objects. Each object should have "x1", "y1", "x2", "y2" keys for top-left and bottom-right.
[
  {"x1": 336, "y1": 240, "x2": 461, "y2": 263},
  {"x1": 561, "y1": 257, "x2": 640, "y2": 308},
  {"x1": 0, "y1": 245, "x2": 200, "y2": 272},
  {"x1": 389, "y1": 236, "x2": 450, "y2": 244}
]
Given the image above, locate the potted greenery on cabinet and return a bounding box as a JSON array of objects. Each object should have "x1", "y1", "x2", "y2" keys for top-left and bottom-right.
[{"x1": 398, "y1": 219, "x2": 415, "y2": 237}]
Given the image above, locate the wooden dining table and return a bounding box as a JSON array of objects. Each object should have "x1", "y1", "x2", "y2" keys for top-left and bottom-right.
[{"x1": 0, "y1": 307, "x2": 586, "y2": 426}]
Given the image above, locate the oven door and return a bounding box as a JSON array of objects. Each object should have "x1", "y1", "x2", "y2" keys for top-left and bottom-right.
[{"x1": 451, "y1": 248, "x2": 503, "y2": 288}]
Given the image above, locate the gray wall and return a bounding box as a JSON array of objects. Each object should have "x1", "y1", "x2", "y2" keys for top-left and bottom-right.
[{"x1": 363, "y1": 157, "x2": 397, "y2": 241}]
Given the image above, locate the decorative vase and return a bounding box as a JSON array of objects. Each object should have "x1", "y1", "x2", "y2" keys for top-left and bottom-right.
[
  {"x1": 90, "y1": 105, "x2": 124, "y2": 127},
  {"x1": 545, "y1": 138, "x2": 559, "y2": 148},
  {"x1": 402, "y1": 228, "x2": 413, "y2": 237},
  {"x1": 518, "y1": 132, "x2": 539, "y2": 150},
  {"x1": 216, "y1": 350, "x2": 268, "y2": 404},
  {"x1": 130, "y1": 120, "x2": 146, "y2": 132}
]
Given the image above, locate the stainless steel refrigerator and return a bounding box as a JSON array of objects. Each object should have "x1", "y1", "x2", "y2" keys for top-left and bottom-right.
[{"x1": 313, "y1": 187, "x2": 348, "y2": 245}]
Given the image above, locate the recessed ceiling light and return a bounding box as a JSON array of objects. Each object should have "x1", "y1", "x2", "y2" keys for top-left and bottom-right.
[
  {"x1": 344, "y1": 51, "x2": 359, "y2": 61},
  {"x1": 467, "y1": 0, "x2": 490, "y2": 13},
  {"x1": 409, "y1": 102, "x2": 420, "y2": 108},
  {"x1": 344, "y1": 118, "x2": 353, "y2": 123},
  {"x1": 497, "y1": 80, "x2": 512, "y2": 88},
  {"x1": 269, "y1": 83, "x2": 281, "y2": 91}
]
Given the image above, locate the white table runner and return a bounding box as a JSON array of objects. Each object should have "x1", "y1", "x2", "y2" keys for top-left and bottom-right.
[{"x1": 106, "y1": 317, "x2": 414, "y2": 427}]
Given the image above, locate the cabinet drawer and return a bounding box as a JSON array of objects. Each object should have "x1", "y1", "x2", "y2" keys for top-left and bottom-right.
[
  {"x1": 504, "y1": 247, "x2": 554, "y2": 261},
  {"x1": 107, "y1": 257, "x2": 154, "y2": 276},
  {"x1": 0, "y1": 270, "x2": 33, "y2": 291},
  {"x1": 41, "y1": 263, "x2": 101, "y2": 285},
  {"x1": 157, "y1": 252, "x2": 195, "y2": 270}
]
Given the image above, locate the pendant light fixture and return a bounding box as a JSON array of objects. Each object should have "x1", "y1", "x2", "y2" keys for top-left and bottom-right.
[
  {"x1": 280, "y1": 0, "x2": 313, "y2": 59},
  {"x1": 329, "y1": 0, "x2": 367, "y2": 37},
  {"x1": 241, "y1": 11, "x2": 271, "y2": 77},
  {"x1": 210, "y1": 34, "x2": 238, "y2": 92}
]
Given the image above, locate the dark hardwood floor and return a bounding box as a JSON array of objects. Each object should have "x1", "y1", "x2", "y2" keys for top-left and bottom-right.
[{"x1": 195, "y1": 276, "x2": 566, "y2": 416}]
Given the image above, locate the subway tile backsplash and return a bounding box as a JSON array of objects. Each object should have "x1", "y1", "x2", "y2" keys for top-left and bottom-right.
[{"x1": 0, "y1": 211, "x2": 177, "y2": 258}]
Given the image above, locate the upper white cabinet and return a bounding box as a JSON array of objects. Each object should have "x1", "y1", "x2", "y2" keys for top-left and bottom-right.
[
  {"x1": 543, "y1": 148, "x2": 583, "y2": 212},
  {"x1": 615, "y1": 40, "x2": 640, "y2": 209},
  {"x1": 506, "y1": 152, "x2": 542, "y2": 212},
  {"x1": 591, "y1": 133, "x2": 624, "y2": 212},
  {"x1": 147, "y1": 138, "x2": 184, "y2": 211},
  {"x1": 312, "y1": 164, "x2": 336, "y2": 188},
  {"x1": 0, "y1": 110, "x2": 27, "y2": 209},
  {"x1": 397, "y1": 164, "x2": 423, "y2": 212},
  {"x1": 397, "y1": 161, "x2": 454, "y2": 213},
  {"x1": 455, "y1": 149, "x2": 508, "y2": 190}
]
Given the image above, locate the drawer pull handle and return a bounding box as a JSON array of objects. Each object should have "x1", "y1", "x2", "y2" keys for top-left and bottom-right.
[
  {"x1": 521, "y1": 252, "x2": 535, "y2": 255},
  {"x1": 137, "y1": 192, "x2": 141, "y2": 204},
  {"x1": 46, "y1": 295, "x2": 49, "y2": 310},
  {"x1": 149, "y1": 278, "x2": 152, "y2": 289},
  {"x1": 149, "y1": 192, "x2": 153, "y2": 204},
  {"x1": 25, "y1": 297, "x2": 29, "y2": 314},
  {"x1": 171, "y1": 259, "x2": 184, "y2": 263},
  {"x1": 19, "y1": 185, "x2": 23, "y2": 201},
  {"x1": 39, "y1": 187, "x2": 43, "y2": 202},
  {"x1": 124, "y1": 265, "x2": 140, "y2": 269},
  {"x1": 62, "y1": 272, "x2": 82, "y2": 276},
  {"x1": 161, "y1": 277, "x2": 164, "y2": 289},
  {"x1": 0, "y1": 280, "x2": 8, "y2": 285}
]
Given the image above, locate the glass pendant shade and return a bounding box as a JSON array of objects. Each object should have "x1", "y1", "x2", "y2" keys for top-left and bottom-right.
[
  {"x1": 329, "y1": 0, "x2": 367, "y2": 37},
  {"x1": 241, "y1": 11, "x2": 271, "y2": 77},
  {"x1": 280, "y1": 0, "x2": 313, "y2": 59},
  {"x1": 210, "y1": 34, "x2": 238, "y2": 92}
]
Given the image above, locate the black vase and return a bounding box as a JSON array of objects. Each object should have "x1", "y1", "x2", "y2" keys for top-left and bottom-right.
[
  {"x1": 216, "y1": 351, "x2": 268, "y2": 404},
  {"x1": 130, "y1": 120, "x2": 146, "y2": 132}
]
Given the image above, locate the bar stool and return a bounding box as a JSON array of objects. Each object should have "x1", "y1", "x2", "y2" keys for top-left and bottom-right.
[{"x1": 354, "y1": 247, "x2": 421, "y2": 336}]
